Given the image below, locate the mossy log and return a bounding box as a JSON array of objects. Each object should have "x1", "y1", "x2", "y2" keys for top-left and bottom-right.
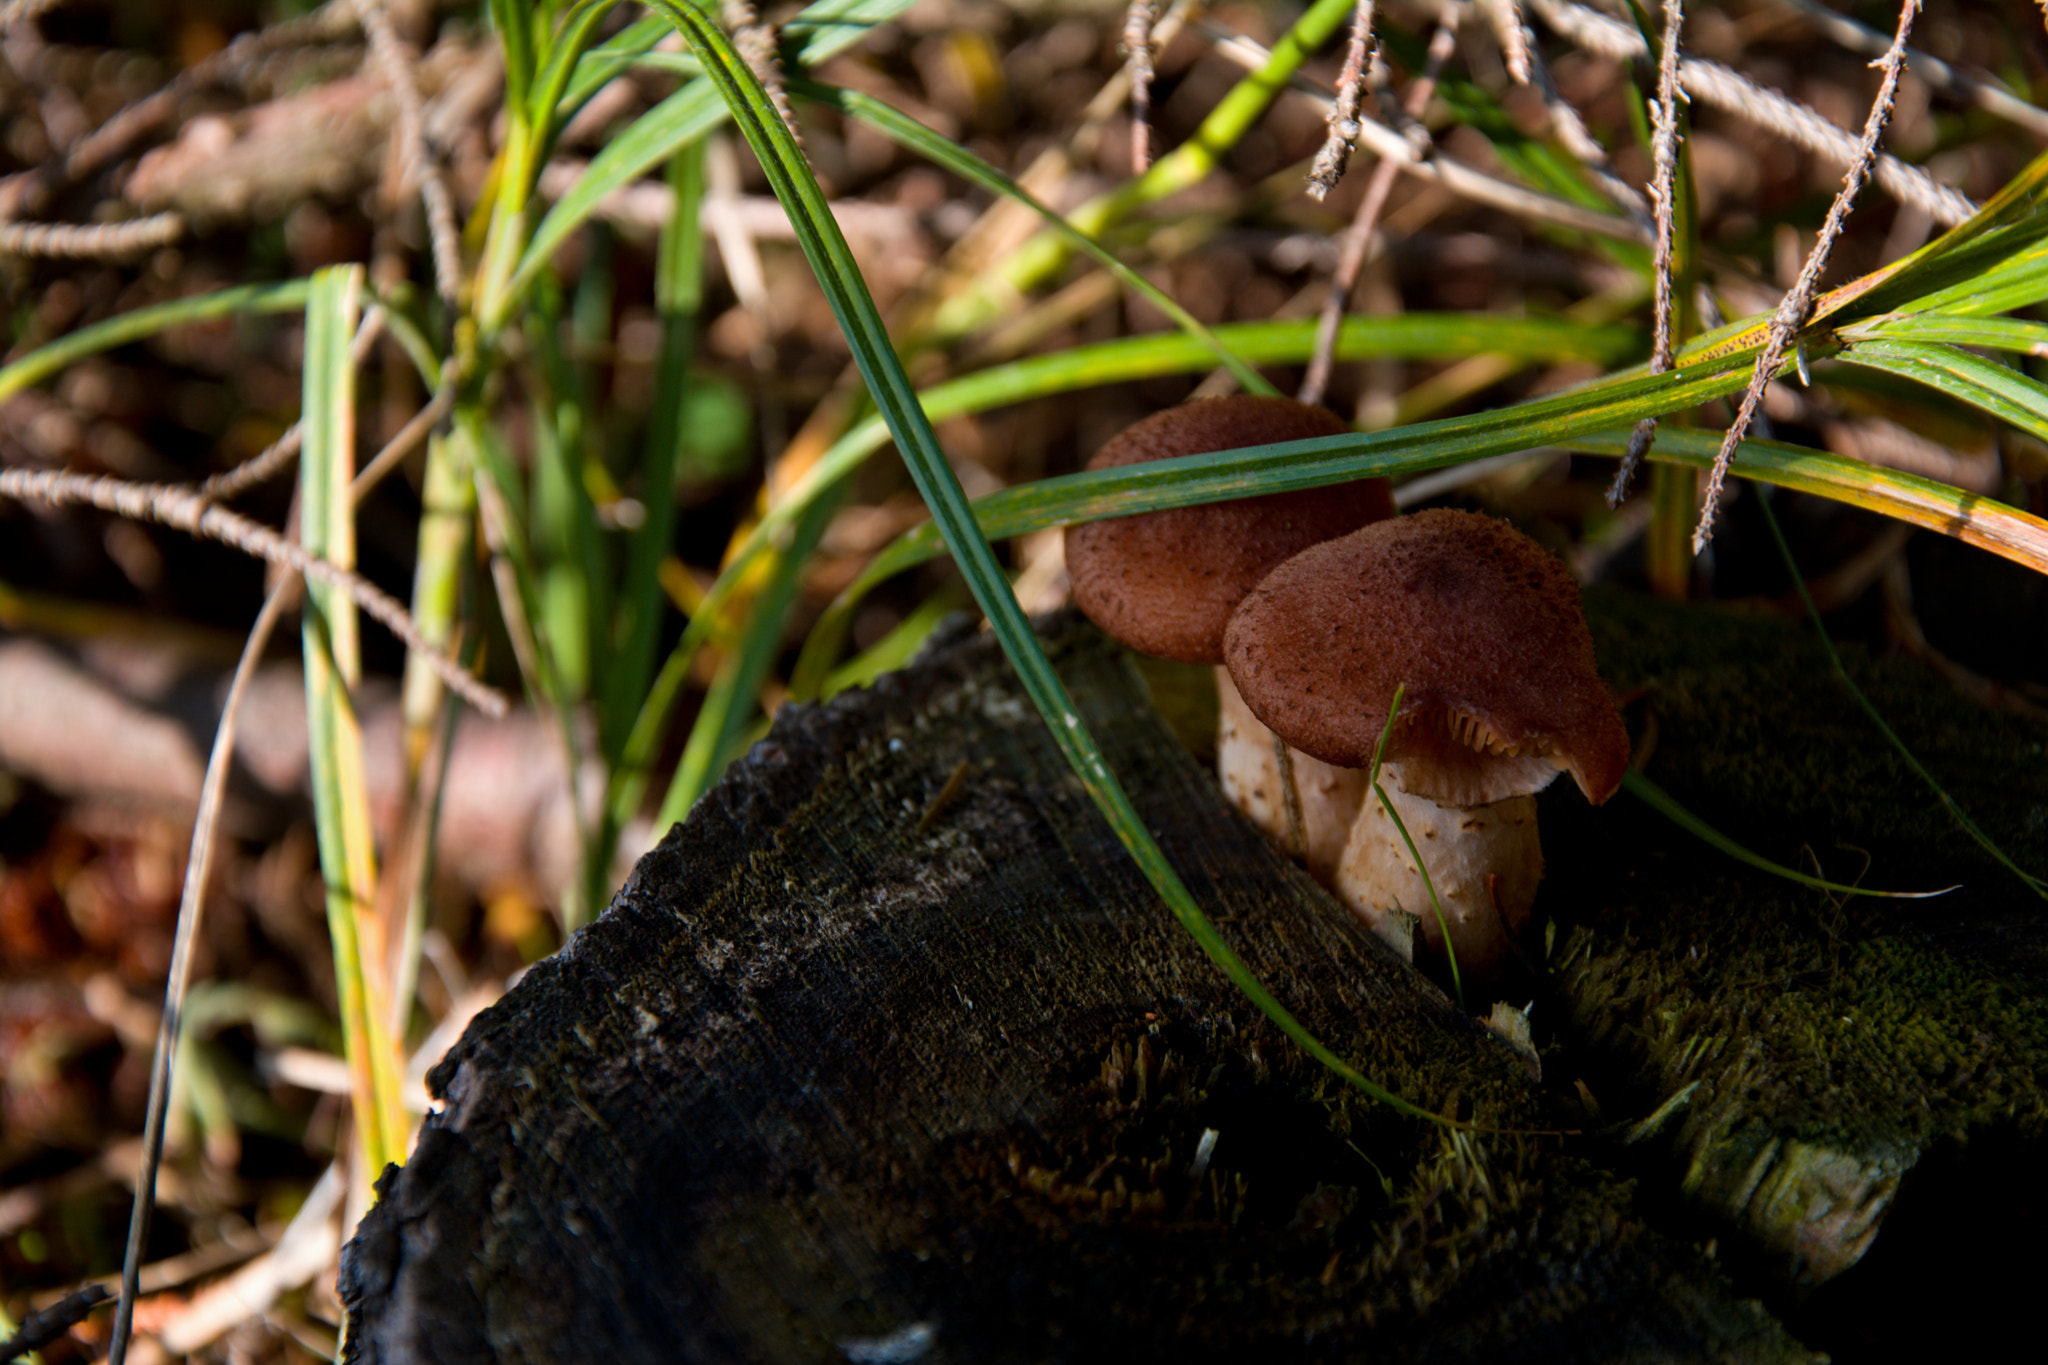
[
  {"x1": 1547, "y1": 590, "x2": 2048, "y2": 1355},
  {"x1": 340, "y1": 594, "x2": 2048, "y2": 1363}
]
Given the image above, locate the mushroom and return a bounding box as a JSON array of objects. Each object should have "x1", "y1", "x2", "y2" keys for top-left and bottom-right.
[
  {"x1": 1063, "y1": 396, "x2": 1393, "y2": 875},
  {"x1": 1222, "y1": 508, "x2": 1629, "y2": 981}
]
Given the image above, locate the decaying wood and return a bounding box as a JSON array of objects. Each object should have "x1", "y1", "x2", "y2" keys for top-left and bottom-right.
[{"x1": 339, "y1": 595, "x2": 2048, "y2": 1361}]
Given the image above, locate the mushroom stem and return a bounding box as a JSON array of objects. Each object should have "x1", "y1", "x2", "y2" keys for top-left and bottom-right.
[
  {"x1": 1215, "y1": 666, "x2": 1365, "y2": 883},
  {"x1": 1334, "y1": 780, "x2": 1543, "y2": 982}
]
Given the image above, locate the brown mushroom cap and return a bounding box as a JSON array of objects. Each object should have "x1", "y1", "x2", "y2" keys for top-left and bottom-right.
[
  {"x1": 1065, "y1": 396, "x2": 1394, "y2": 665},
  {"x1": 1222, "y1": 508, "x2": 1629, "y2": 807}
]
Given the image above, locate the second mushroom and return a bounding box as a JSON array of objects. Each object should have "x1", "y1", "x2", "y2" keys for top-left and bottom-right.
[{"x1": 1063, "y1": 395, "x2": 1395, "y2": 875}]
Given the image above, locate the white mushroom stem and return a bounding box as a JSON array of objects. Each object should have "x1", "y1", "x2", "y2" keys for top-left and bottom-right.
[
  {"x1": 1333, "y1": 781, "x2": 1543, "y2": 981},
  {"x1": 1215, "y1": 666, "x2": 1365, "y2": 883}
]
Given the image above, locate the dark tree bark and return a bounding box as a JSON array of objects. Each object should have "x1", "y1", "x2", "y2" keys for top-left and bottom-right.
[{"x1": 341, "y1": 594, "x2": 2048, "y2": 1363}]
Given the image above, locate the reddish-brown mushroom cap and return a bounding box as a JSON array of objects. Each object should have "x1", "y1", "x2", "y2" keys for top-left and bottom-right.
[
  {"x1": 1223, "y1": 508, "x2": 1629, "y2": 807},
  {"x1": 1065, "y1": 396, "x2": 1394, "y2": 665}
]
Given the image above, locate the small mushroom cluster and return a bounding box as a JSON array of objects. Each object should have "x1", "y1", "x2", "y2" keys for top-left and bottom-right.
[{"x1": 1066, "y1": 399, "x2": 1629, "y2": 984}]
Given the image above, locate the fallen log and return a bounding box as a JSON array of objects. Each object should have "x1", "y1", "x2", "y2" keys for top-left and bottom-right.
[{"x1": 339, "y1": 593, "x2": 2048, "y2": 1361}]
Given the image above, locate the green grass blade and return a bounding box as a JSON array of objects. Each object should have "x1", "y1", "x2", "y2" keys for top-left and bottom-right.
[
  {"x1": 489, "y1": 0, "x2": 538, "y2": 111},
  {"x1": 812, "y1": 587, "x2": 963, "y2": 700},
  {"x1": 1563, "y1": 428, "x2": 2048, "y2": 578},
  {"x1": 656, "y1": 485, "x2": 842, "y2": 827},
  {"x1": 527, "y1": 0, "x2": 623, "y2": 140},
  {"x1": 650, "y1": 0, "x2": 1452, "y2": 1124},
  {"x1": 806, "y1": 422, "x2": 2048, "y2": 685},
  {"x1": 604, "y1": 139, "x2": 707, "y2": 763},
  {"x1": 1754, "y1": 490, "x2": 2046, "y2": 898},
  {"x1": 1798, "y1": 146, "x2": 2048, "y2": 321},
  {"x1": 299, "y1": 266, "x2": 408, "y2": 1176},
  {"x1": 1836, "y1": 338, "x2": 2048, "y2": 444},
  {"x1": 0, "y1": 280, "x2": 311, "y2": 403},
  {"x1": 1887, "y1": 236, "x2": 2048, "y2": 317},
  {"x1": 1361, "y1": 687, "x2": 1462, "y2": 1008},
  {"x1": 558, "y1": 12, "x2": 672, "y2": 111},
  {"x1": 927, "y1": 0, "x2": 1360, "y2": 342},
  {"x1": 1844, "y1": 312, "x2": 2048, "y2": 354},
  {"x1": 1623, "y1": 771, "x2": 1958, "y2": 899},
  {"x1": 505, "y1": 0, "x2": 922, "y2": 323},
  {"x1": 792, "y1": 77, "x2": 1276, "y2": 397}
]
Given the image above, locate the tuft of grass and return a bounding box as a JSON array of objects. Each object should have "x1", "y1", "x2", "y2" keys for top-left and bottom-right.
[{"x1": 6, "y1": 12, "x2": 2048, "y2": 1348}]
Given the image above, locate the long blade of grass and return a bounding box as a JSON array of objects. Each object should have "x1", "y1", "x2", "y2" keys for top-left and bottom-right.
[
  {"x1": 1843, "y1": 313, "x2": 2048, "y2": 354},
  {"x1": 800, "y1": 420, "x2": 2048, "y2": 688},
  {"x1": 558, "y1": 12, "x2": 672, "y2": 112},
  {"x1": 1564, "y1": 427, "x2": 2048, "y2": 576},
  {"x1": 1785, "y1": 145, "x2": 2048, "y2": 323},
  {"x1": 1835, "y1": 338, "x2": 2048, "y2": 444},
  {"x1": 1754, "y1": 489, "x2": 2046, "y2": 898},
  {"x1": 604, "y1": 139, "x2": 708, "y2": 761},
  {"x1": 1361, "y1": 687, "x2": 1463, "y2": 1009},
  {"x1": 298, "y1": 267, "x2": 409, "y2": 1181},
  {"x1": 650, "y1": 0, "x2": 1451, "y2": 1123},
  {"x1": 505, "y1": 0, "x2": 923, "y2": 323},
  {"x1": 1623, "y1": 770, "x2": 1958, "y2": 898},
  {"x1": 657, "y1": 485, "x2": 843, "y2": 826},
  {"x1": 853, "y1": 378, "x2": 2030, "y2": 579},
  {"x1": 808, "y1": 586, "x2": 965, "y2": 700},
  {"x1": 1884, "y1": 237, "x2": 2048, "y2": 318},
  {"x1": 488, "y1": 0, "x2": 538, "y2": 110},
  {"x1": 526, "y1": 0, "x2": 625, "y2": 148},
  {"x1": 0, "y1": 280, "x2": 311, "y2": 403},
  {"x1": 791, "y1": 76, "x2": 1276, "y2": 397}
]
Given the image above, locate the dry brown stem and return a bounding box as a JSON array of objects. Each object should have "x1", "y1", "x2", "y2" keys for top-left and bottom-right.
[
  {"x1": 1609, "y1": 0, "x2": 1687, "y2": 506},
  {"x1": 1307, "y1": 0, "x2": 1377, "y2": 200},
  {"x1": 355, "y1": 0, "x2": 464, "y2": 309},
  {"x1": 0, "y1": 468, "x2": 507, "y2": 717},
  {"x1": 1694, "y1": 0, "x2": 1923, "y2": 552},
  {"x1": 1300, "y1": 12, "x2": 1456, "y2": 407}
]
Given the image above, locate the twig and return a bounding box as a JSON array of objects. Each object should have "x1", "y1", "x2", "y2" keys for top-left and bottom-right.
[
  {"x1": 1123, "y1": 0, "x2": 1159, "y2": 173},
  {"x1": 1306, "y1": 0, "x2": 1377, "y2": 200},
  {"x1": 0, "y1": 467, "x2": 508, "y2": 716},
  {"x1": 0, "y1": 1285, "x2": 110, "y2": 1364},
  {"x1": 198, "y1": 305, "x2": 387, "y2": 502},
  {"x1": 1477, "y1": 0, "x2": 1533, "y2": 86},
  {"x1": 355, "y1": 0, "x2": 464, "y2": 309},
  {"x1": 1300, "y1": 13, "x2": 1456, "y2": 407},
  {"x1": 1508, "y1": 15, "x2": 1649, "y2": 225},
  {"x1": 1528, "y1": 0, "x2": 1973, "y2": 227},
  {"x1": 350, "y1": 358, "x2": 459, "y2": 501},
  {"x1": 105, "y1": 583, "x2": 295, "y2": 1365},
  {"x1": 64, "y1": 2, "x2": 357, "y2": 185},
  {"x1": 1693, "y1": 0, "x2": 1923, "y2": 552},
  {"x1": 1204, "y1": 23, "x2": 1647, "y2": 243},
  {"x1": 0, "y1": 215, "x2": 183, "y2": 257},
  {"x1": 1608, "y1": 0, "x2": 1686, "y2": 507},
  {"x1": 1778, "y1": 0, "x2": 2048, "y2": 140},
  {"x1": 197, "y1": 425, "x2": 306, "y2": 502},
  {"x1": 723, "y1": 0, "x2": 800, "y2": 144}
]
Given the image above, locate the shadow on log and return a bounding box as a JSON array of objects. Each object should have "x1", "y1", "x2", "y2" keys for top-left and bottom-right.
[{"x1": 341, "y1": 595, "x2": 2048, "y2": 1363}]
